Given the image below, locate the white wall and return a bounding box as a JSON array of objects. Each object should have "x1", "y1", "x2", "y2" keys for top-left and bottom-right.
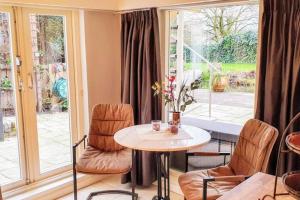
[{"x1": 83, "y1": 11, "x2": 122, "y2": 117}]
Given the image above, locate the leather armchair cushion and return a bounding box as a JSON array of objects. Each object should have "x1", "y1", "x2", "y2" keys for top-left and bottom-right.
[
  {"x1": 76, "y1": 146, "x2": 131, "y2": 174},
  {"x1": 228, "y1": 119, "x2": 277, "y2": 175},
  {"x1": 89, "y1": 134, "x2": 125, "y2": 152},
  {"x1": 88, "y1": 104, "x2": 134, "y2": 152},
  {"x1": 178, "y1": 166, "x2": 241, "y2": 200}
]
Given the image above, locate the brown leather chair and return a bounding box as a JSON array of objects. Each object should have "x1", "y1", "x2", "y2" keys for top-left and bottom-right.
[
  {"x1": 178, "y1": 119, "x2": 278, "y2": 200},
  {"x1": 73, "y1": 104, "x2": 137, "y2": 200}
]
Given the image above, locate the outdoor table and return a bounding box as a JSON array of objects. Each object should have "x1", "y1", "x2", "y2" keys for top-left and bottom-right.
[{"x1": 114, "y1": 124, "x2": 211, "y2": 200}]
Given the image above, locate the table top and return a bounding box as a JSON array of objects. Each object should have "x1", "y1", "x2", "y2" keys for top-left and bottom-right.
[
  {"x1": 218, "y1": 172, "x2": 295, "y2": 200},
  {"x1": 114, "y1": 124, "x2": 211, "y2": 152}
]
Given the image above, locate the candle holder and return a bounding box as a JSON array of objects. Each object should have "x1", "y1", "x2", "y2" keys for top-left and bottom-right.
[
  {"x1": 168, "y1": 121, "x2": 179, "y2": 134},
  {"x1": 151, "y1": 120, "x2": 161, "y2": 131}
]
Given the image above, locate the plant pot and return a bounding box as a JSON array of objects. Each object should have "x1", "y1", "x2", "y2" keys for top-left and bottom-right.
[
  {"x1": 213, "y1": 84, "x2": 225, "y2": 92},
  {"x1": 172, "y1": 112, "x2": 181, "y2": 125},
  {"x1": 213, "y1": 76, "x2": 227, "y2": 92}
]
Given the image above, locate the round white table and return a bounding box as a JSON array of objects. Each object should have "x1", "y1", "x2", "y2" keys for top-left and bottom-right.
[{"x1": 114, "y1": 124, "x2": 211, "y2": 200}]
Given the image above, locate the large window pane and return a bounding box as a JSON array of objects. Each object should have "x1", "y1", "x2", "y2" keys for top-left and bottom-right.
[
  {"x1": 29, "y1": 14, "x2": 71, "y2": 173},
  {"x1": 169, "y1": 4, "x2": 259, "y2": 125},
  {"x1": 0, "y1": 12, "x2": 22, "y2": 185}
]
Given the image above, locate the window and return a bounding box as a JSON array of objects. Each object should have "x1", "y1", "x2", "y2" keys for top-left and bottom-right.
[{"x1": 167, "y1": 3, "x2": 259, "y2": 128}]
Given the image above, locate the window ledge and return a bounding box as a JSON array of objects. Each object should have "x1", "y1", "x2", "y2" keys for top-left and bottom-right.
[
  {"x1": 4, "y1": 171, "x2": 108, "y2": 200},
  {"x1": 182, "y1": 116, "x2": 243, "y2": 136}
]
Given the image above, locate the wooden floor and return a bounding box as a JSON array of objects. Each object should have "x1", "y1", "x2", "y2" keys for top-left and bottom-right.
[{"x1": 59, "y1": 171, "x2": 184, "y2": 200}]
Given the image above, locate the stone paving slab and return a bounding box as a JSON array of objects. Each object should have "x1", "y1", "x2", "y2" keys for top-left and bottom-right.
[
  {"x1": 0, "y1": 112, "x2": 71, "y2": 185},
  {"x1": 184, "y1": 103, "x2": 254, "y2": 125}
]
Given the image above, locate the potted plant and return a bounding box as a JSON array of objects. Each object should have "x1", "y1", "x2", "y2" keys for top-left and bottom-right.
[
  {"x1": 0, "y1": 76, "x2": 12, "y2": 90},
  {"x1": 42, "y1": 97, "x2": 52, "y2": 111},
  {"x1": 152, "y1": 75, "x2": 201, "y2": 124},
  {"x1": 61, "y1": 99, "x2": 68, "y2": 112},
  {"x1": 212, "y1": 73, "x2": 227, "y2": 92}
]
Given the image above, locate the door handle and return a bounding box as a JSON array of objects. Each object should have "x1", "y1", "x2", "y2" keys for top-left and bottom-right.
[
  {"x1": 18, "y1": 77, "x2": 23, "y2": 91},
  {"x1": 27, "y1": 73, "x2": 33, "y2": 89}
]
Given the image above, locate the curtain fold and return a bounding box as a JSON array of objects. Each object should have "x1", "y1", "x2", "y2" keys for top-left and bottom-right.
[
  {"x1": 255, "y1": 0, "x2": 300, "y2": 174},
  {"x1": 121, "y1": 8, "x2": 162, "y2": 186}
]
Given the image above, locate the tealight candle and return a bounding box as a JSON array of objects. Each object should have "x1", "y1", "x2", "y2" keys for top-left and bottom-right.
[
  {"x1": 169, "y1": 121, "x2": 179, "y2": 134},
  {"x1": 151, "y1": 120, "x2": 161, "y2": 131}
]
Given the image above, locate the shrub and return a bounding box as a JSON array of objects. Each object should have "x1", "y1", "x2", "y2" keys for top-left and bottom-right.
[
  {"x1": 204, "y1": 31, "x2": 258, "y2": 64},
  {"x1": 200, "y1": 70, "x2": 210, "y2": 89}
]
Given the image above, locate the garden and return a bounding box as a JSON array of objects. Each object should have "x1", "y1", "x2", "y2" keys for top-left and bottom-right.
[
  {"x1": 184, "y1": 31, "x2": 258, "y2": 93},
  {"x1": 0, "y1": 14, "x2": 69, "y2": 141},
  {"x1": 170, "y1": 5, "x2": 258, "y2": 93}
]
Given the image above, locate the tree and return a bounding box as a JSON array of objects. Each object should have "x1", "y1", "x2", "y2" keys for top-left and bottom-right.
[
  {"x1": 36, "y1": 15, "x2": 65, "y2": 64},
  {"x1": 200, "y1": 5, "x2": 258, "y2": 43}
]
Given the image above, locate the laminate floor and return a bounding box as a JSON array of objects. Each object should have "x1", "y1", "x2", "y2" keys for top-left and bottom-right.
[{"x1": 59, "y1": 171, "x2": 184, "y2": 200}]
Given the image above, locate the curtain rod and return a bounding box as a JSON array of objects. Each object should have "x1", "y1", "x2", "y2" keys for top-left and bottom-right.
[
  {"x1": 117, "y1": 8, "x2": 151, "y2": 14},
  {"x1": 161, "y1": 0, "x2": 258, "y2": 9}
]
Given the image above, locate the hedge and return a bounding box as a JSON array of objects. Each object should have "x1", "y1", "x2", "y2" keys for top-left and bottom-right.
[{"x1": 184, "y1": 31, "x2": 257, "y2": 64}]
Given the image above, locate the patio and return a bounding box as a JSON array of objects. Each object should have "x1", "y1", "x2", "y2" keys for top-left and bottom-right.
[
  {"x1": 184, "y1": 90, "x2": 255, "y2": 125},
  {"x1": 0, "y1": 112, "x2": 71, "y2": 185}
]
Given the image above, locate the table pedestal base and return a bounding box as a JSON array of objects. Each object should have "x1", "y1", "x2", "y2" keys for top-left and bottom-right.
[
  {"x1": 153, "y1": 152, "x2": 170, "y2": 200},
  {"x1": 152, "y1": 195, "x2": 170, "y2": 200}
]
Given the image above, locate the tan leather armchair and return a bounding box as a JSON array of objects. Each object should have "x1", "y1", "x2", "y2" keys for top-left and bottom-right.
[
  {"x1": 73, "y1": 104, "x2": 137, "y2": 200},
  {"x1": 178, "y1": 119, "x2": 278, "y2": 200}
]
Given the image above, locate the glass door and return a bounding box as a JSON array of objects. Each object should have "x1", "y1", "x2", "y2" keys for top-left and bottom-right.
[
  {"x1": 0, "y1": 5, "x2": 79, "y2": 190},
  {"x1": 20, "y1": 8, "x2": 77, "y2": 180},
  {"x1": 0, "y1": 6, "x2": 26, "y2": 189}
]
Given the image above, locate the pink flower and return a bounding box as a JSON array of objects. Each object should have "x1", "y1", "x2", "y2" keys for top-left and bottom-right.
[{"x1": 168, "y1": 76, "x2": 176, "y2": 82}]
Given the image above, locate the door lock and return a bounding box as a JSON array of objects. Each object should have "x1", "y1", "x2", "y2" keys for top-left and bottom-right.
[
  {"x1": 18, "y1": 78, "x2": 23, "y2": 91},
  {"x1": 16, "y1": 56, "x2": 22, "y2": 73},
  {"x1": 16, "y1": 56, "x2": 22, "y2": 66}
]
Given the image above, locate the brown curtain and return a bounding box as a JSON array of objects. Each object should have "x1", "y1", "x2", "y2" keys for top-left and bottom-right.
[
  {"x1": 255, "y1": 0, "x2": 300, "y2": 174},
  {"x1": 121, "y1": 8, "x2": 162, "y2": 186}
]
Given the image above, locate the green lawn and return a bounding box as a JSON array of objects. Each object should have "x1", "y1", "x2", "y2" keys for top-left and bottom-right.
[{"x1": 184, "y1": 63, "x2": 256, "y2": 72}]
